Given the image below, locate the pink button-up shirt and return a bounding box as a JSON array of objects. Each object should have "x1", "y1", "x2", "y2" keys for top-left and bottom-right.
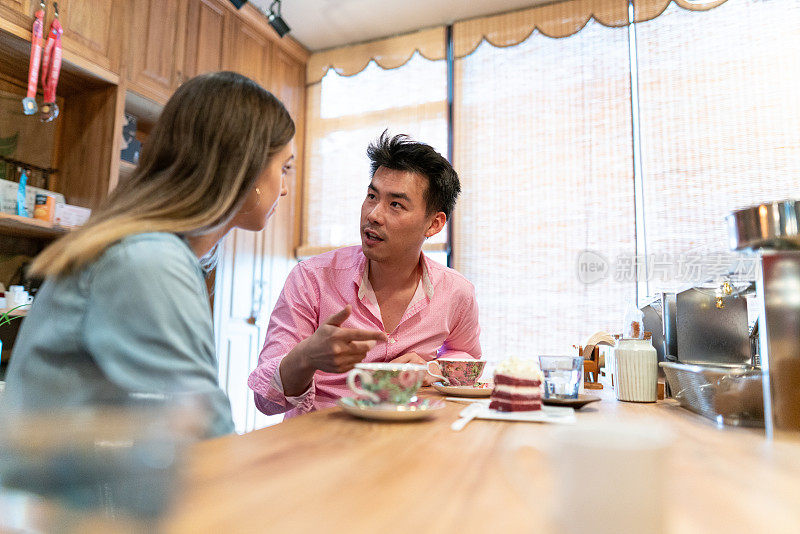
[{"x1": 247, "y1": 246, "x2": 481, "y2": 418}]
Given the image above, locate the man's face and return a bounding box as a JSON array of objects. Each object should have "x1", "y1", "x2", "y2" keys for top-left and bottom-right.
[{"x1": 360, "y1": 166, "x2": 443, "y2": 263}]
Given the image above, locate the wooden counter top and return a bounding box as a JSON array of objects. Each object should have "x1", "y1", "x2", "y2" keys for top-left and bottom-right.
[{"x1": 161, "y1": 388, "x2": 800, "y2": 533}]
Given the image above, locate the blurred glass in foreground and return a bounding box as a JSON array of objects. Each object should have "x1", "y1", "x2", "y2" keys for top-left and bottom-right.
[{"x1": 0, "y1": 392, "x2": 210, "y2": 532}]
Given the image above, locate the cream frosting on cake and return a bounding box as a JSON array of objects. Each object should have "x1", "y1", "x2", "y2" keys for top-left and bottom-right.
[{"x1": 495, "y1": 357, "x2": 544, "y2": 382}]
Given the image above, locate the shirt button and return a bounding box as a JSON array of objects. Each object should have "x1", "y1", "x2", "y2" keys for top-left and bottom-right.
[{"x1": 388, "y1": 337, "x2": 396, "y2": 344}]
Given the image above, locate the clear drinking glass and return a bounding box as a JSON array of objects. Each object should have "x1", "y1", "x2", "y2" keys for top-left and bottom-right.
[
  {"x1": 547, "y1": 422, "x2": 673, "y2": 534},
  {"x1": 0, "y1": 392, "x2": 209, "y2": 532},
  {"x1": 538, "y1": 355, "x2": 583, "y2": 399}
]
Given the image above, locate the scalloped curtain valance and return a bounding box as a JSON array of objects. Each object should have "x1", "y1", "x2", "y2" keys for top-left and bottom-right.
[
  {"x1": 453, "y1": 0, "x2": 729, "y2": 57},
  {"x1": 306, "y1": 0, "x2": 730, "y2": 84},
  {"x1": 307, "y1": 26, "x2": 447, "y2": 84}
]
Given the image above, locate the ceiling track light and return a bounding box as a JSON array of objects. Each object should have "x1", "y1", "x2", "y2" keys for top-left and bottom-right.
[{"x1": 268, "y1": 0, "x2": 291, "y2": 38}]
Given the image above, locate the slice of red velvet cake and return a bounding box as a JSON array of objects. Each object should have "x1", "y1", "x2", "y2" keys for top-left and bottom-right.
[{"x1": 489, "y1": 357, "x2": 544, "y2": 412}]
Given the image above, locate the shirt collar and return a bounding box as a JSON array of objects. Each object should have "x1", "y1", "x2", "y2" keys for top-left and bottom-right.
[
  {"x1": 419, "y1": 255, "x2": 434, "y2": 299},
  {"x1": 356, "y1": 252, "x2": 435, "y2": 301},
  {"x1": 357, "y1": 262, "x2": 377, "y2": 304}
]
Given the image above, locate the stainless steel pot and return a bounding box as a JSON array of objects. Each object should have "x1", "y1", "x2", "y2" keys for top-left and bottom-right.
[
  {"x1": 727, "y1": 199, "x2": 800, "y2": 436},
  {"x1": 726, "y1": 199, "x2": 800, "y2": 251}
]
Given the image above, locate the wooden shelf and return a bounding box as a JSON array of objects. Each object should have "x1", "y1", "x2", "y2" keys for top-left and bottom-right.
[
  {"x1": 0, "y1": 213, "x2": 69, "y2": 240},
  {"x1": 125, "y1": 91, "x2": 162, "y2": 133},
  {"x1": 119, "y1": 160, "x2": 137, "y2": 181},
  {"x1": 0, "y1": 29, "x2": 116, "y2": 97}
]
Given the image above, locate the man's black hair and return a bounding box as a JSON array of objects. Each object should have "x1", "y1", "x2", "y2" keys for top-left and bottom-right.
[{"x1": 367, "y1": 131, "x2": 461, "y2": 218}]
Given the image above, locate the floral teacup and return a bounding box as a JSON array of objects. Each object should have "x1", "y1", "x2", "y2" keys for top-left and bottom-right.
[
  {"x1": 346, "y1": 362, "x2": 427, "y2": 405},
  {"x1": 427, "y1": 358, "x2": 486, "y2": 387}
]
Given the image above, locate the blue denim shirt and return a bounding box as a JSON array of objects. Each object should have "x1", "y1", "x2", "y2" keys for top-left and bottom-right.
[{"x1": 3, "y1": 232, "x2": 235, "y2": 437}]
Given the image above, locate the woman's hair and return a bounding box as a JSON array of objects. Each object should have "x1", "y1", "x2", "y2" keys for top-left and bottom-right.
[{"x1": 30, "y1": 71, "x2": 295, "y2": 278}]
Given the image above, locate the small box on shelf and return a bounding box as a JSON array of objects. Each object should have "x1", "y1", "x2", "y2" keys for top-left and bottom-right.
[
  {"x1": 0, "y1": 179, "x2": 65, "y2": 219},
  {"x1": 0, "y1": 175, "x2": 92, "y2": 231},
  {"x1": 54, "y1": 203, "x2": 92, "y2": 228},
  {"x1": 33, "y1": 194, "x2": 56, "y2": 223}
]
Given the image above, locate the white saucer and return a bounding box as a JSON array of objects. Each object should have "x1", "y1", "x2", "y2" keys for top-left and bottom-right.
[
  {"x1": 337, "y1": 397, "x2": 446, "y2": 421},
  {"x1": 432, "y1": 381, "x2": 493, "y2": 398}
]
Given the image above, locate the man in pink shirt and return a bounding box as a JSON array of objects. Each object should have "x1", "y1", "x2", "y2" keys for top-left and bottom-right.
[{"x1": 248, "y1": 132, "x2": 481, "y2": 418}]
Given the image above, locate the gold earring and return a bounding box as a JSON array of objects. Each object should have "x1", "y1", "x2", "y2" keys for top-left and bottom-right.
[{"x1": 239, "y1": 187, "x2": 263, "y2": 216}]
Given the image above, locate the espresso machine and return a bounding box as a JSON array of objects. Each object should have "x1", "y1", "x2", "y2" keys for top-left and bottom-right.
[
  {"x1": 649, "y1": 285, "x2": 756, "y2": 421},
  {"x1": 727, "y1": 200, "x2": 800, "y2": 438}
]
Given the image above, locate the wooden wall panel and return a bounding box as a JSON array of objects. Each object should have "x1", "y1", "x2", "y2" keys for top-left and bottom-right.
[
  {"x1": 184, "y1": 0, "x2": 227, "y2": 78},
  {"x1": 127, "y1": 0, "x2": 186, "y2": 103},
  {"x1": 271, "y1": 47, "x2": 306, "y2": 252},
  {"x1": 224, "y1": 16, "x2": 271, "y2": 88}
]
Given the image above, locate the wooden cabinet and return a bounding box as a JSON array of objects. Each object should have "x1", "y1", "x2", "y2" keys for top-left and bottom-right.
[
  {"x1": 0, "y1": 0, "x2": 29, "y2": 13},
  {"x1": 270, "y1": 48, "x2": 305, "y2": 129},
  {"x1": 126, "y1": 0, "x2": 187, "y2": 104},
  {"x1": 58, "y1": 84, "x2": 122, "y2": 208},
  {"x1": 54, "y1": 0, "x2": 123, "y2": 76},
  {"x1": 0, "y1": 1, "x2": 123, "y2": 79},
  {"x1": 0, "y1": 0, "x2": 29, "y2": 20},
  {"x1": 0, "y1": 0, "x2": 31, "y2": 34},
  {"x1": 224, "y1": 16, "x2": 272, "y2": 89},
  {"x1": 183, "y1": 0, "x2": 228, "y2": 78}
]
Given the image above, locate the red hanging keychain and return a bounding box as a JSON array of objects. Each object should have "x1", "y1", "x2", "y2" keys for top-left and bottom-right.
[
  {"x1": 39, "y1": 1, "x2": 62, "y2": 122},
  {"x1": 22, "y1": 1, "x2": 46, "y2": 115}
]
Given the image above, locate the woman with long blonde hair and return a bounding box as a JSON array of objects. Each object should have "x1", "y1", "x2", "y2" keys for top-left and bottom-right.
[{"x1": 4, "y1": 71, "x2": 295, "y2": 437}]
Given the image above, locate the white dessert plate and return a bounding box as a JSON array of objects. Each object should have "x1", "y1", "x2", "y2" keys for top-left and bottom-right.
[
  {"x1": 337, "y1": 397, "x2": 446, "y2": 421},
  {"x1": 432, "y1": 381, "x2": 493, "y2": 397},
  {"x1": 460, "y1": 403, "x2": 576, "y2": 424}
]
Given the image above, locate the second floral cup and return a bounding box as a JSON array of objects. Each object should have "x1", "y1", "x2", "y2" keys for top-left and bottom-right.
[
  {"x1": 346, "y1": 362, "x2": 427, "y2": 405},
  {"x1": 427, "y1": 358, "x2": 487, "y2": 387}
]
